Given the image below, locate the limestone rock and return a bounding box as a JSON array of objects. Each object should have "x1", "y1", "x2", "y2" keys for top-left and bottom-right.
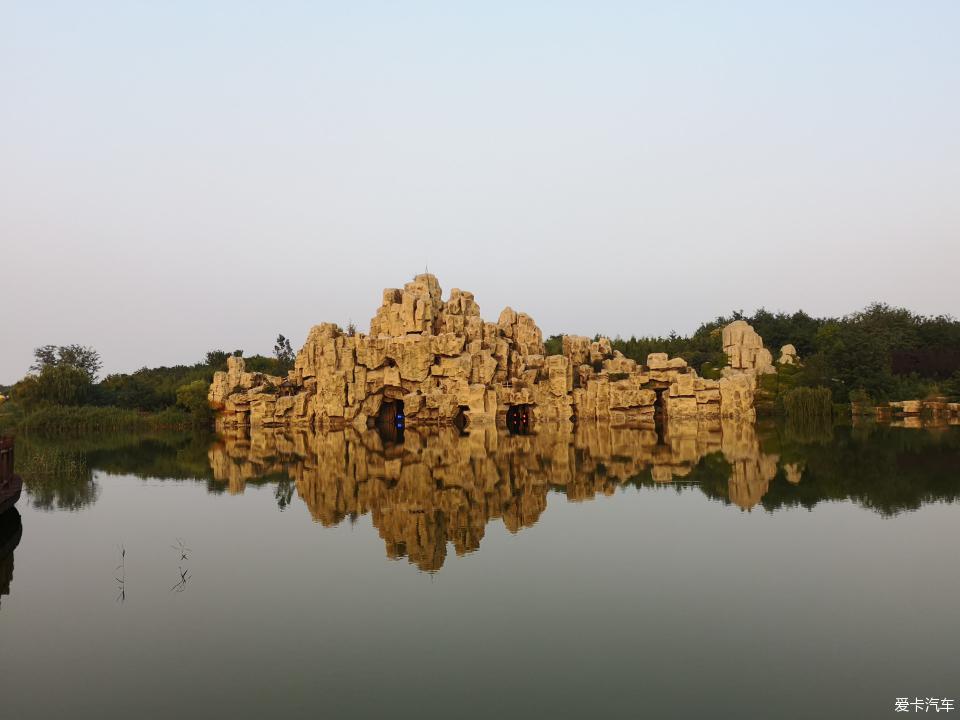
[
  {"x1": 722, "y1": 320, "x2": 775, "y2": 375},
  {"x1": 719, "y1": 373, "x2": 756, "y2": 421},
  {"x1": 778, "y1": 344, "x2": 800, "y2": 365},
  {"x1": 210, "y1": 275, "x2": 758, "y2": 431},
  {"x1": 890, "y1": 400, "x2": 923, "y2": 415},
  {"x1": 562, "y1": 335, "x2": 591, "y2": 368},
  {"x1": 647, "y1": 353, "x2": 669, "y2": 370}
]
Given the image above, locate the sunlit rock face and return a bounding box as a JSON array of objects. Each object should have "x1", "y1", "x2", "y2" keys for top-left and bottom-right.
[
  {"x1": 722, "y1": 320, "x2": 775, "y2": 378},
  {"x1": 208, "y1": 418, "x2": 777, "y2": 570},
  {"x1": 883, "y1": 400, "x2": 960, "y2": 428},
  {"x1": 209, "y1": 275, "x2": 757, "y2": 432},
  {"x1": 778, "y1": 344, "x2": 800, "y2": 366}
]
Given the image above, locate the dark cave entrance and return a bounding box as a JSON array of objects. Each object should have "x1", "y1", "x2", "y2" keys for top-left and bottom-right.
[
  {"x1": 652, "y1": 387, "x2": 668, "y2": 443},
  {"x1": 376, "y1": 399, "x2": 405, "y2": 443},
  {"x1": 453, "y1": 405, "x2": 469, "y2": 434},
  {"x1": 506, "y1": 404, "x2": 531, "y2": 435},
  {"x1": 653, "y1": 388, "x2": 668, "y2": 419}
]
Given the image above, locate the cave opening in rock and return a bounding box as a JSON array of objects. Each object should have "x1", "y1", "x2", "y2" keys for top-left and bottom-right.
[
  {"x1": 453, "y1": 406, "x2": 469, "y2": 433},
  {"x1": 653, "y1": 389, "x2": 668, "y2": 419},
  {"x1": 652, "y1": 388, "x2": 668, "y2": 444},
  {"x1": 376, "y1": 399, "x2": 405, "y2": 443},
  {"x1": 506, "y1": 404, "x2": 531, "y2": 435}
]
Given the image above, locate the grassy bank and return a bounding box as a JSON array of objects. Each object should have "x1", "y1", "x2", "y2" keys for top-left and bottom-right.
[{"x1": 2, "y1": 404, "x2": 203, "y2": 437}]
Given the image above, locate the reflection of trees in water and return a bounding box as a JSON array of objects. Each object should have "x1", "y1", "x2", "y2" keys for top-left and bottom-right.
[
  {"x1": 14, "y1": 432, "x2": 216, "y2": 511},
  {"x1": 758, "y1": 423, "x2": 960, "y2": 516},
  {"x1": 15, "y1": 440, "x2": 98, "y2": 510},
  {"x1": 782, "y1": 414, "x2": 834, "y2": 445},
  {"x1": 82, "y1": 432, "x2": 215, "y2": 481},
  {"x1": 274, "y1": 478, "x2": 295, "y2": 510}
]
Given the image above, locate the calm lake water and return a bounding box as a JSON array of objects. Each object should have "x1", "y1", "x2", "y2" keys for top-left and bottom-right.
[{"x1": 1, "y1": 420, "x2": 959, "y2": 719}]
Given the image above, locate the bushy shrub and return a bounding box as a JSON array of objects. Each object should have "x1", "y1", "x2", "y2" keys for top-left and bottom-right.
[
  {"x1": 544, "y1": 334, "x2": 563, "y2": 356},
  {"x1": 176, "y1": 380, "x2": 214, "y2": 426},
  {"x1": 12, "y1": 365, "x2": 92, "y2": 408},
  {"x1": 945, "y1": 371, "x2": 960, "y2": 398}
]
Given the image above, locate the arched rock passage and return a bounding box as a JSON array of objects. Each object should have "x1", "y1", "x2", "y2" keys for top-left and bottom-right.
[{"x1": 376, "y1": 399, "x2": 405, "y2": 442}]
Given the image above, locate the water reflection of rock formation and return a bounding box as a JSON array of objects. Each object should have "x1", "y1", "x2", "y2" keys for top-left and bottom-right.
[
  {"x1": 208, "y1": 419, "x2": 780, "y2": 571},
  {"x1": 721, "y1": 422, "x2": 781, "y2": 510}
]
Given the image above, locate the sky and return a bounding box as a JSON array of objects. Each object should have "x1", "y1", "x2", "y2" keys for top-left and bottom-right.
[{"x1": 1, "y1": 1, "x2": 958, "y2": 383}]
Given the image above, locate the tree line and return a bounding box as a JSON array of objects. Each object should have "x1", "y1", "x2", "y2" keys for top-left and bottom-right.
[
  {"x1": 2, "y1": 335, "x2": 298, "y2": 428},
  {"x1": 546, "y1": 302, "x2": 960, "y2": 403}
]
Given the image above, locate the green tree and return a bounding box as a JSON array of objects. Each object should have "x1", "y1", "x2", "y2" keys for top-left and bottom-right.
[
  {"x1": 273, "y1": 334, "x2": 295, "y2": 371},
  {"x1": 13, "y1": 364, "x2": 93, "y2": 407},
  {"x1": 176, "y1": 380, "x2": 214, "y2": 425},
  {"x1": 747, "y1": 309, "x2": 823, "y2": 357},
  {"x1": 945, "y1": 371, "x2": 960, "y2": 398},
  {"x1": 204, "y1": 350, "x2": 230, "y2": 369},
  {"x1": 544, "y1": 334, "x2": 563, "y2": 356},
  {"x1": 30, "y1": 344, "x2": 102, "y2": 381},
  {"x1": 95, "y1": 373, "x2": 163, "y2": 410}
]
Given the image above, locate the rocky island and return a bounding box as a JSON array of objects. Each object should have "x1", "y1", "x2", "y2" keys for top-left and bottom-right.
[{"x1": 209, "y1": 274, "x2": 773, "y2": 432}]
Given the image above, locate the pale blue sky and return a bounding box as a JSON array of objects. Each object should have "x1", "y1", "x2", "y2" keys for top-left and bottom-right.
[{"x1": 1, "y1": 1, "x2": 958, "y2": 381}]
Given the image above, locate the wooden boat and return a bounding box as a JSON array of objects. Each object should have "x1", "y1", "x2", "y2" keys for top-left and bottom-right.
[{"x1": 0, "y1": 437, "x2": 22, "y2": 516}]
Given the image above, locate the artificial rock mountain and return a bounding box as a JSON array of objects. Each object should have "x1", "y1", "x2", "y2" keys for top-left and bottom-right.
[{"x1": 208, "y1": 274, "x2": 758, "y2": 431}]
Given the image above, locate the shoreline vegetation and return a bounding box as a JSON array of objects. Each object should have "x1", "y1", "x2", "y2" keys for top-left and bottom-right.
[
  {"x1": 2, "y1": 304, "x2": 959, "y2": 438},
  {"x1": 0, "y1": 347, "x2": 292, "y2": 438},
  {"x1": 8, "y1": 405, "x2": 199, "y2": 436},
  {"x1": 5, "y1": 419, "x2": 960, "y2": 521}
]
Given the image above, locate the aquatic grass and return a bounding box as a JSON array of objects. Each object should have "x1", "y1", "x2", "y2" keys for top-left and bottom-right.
[
  {"x1": 782, "y1": 387, "x2": 833, "y2": 421},
  {"x1": 14, "y1": 405, "x2": 198, "y2": 437},
  {"x1": 781, "y1": 387, "x2": 835, "y2": 444},
  {"x1": 14, "y1": 439, "x2": 98, "y2": 510},
  {"x1": 15, "y1": 441, "x2": 88, "y2": 479},
  {"x1": 116, "y1": 544, "x2": 126, "y2": 603}
]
